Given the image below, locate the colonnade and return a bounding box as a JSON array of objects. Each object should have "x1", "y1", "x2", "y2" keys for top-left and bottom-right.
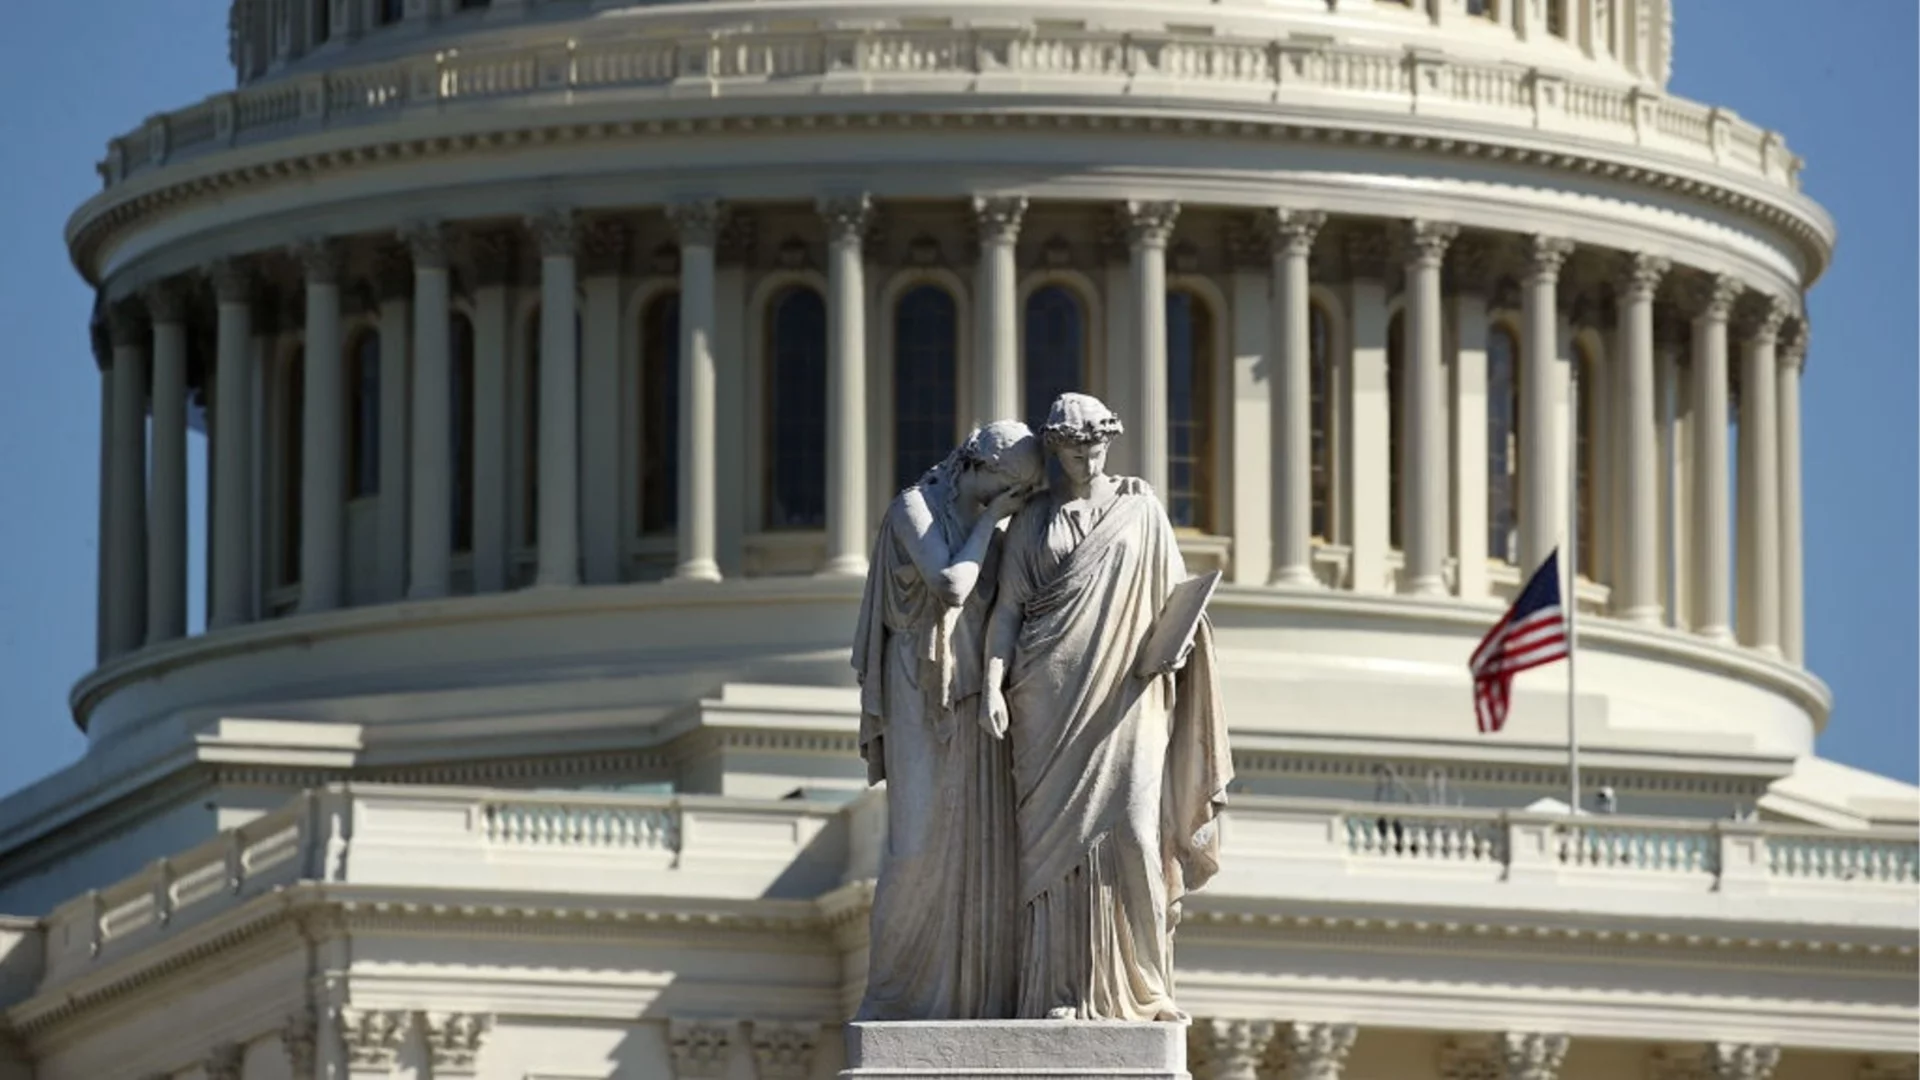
[{"x1": 91, "y1": 196, "x2": 1809, "y2": 672}]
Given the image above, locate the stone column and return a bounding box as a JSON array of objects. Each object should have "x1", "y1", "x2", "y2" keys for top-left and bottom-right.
[
  {"x1": 1186, "y1": 1019, "x2": 1272, "y2": 1080},
  {"x1": 209, "y1": 262, "x2": 255, "y2": 630},
  {"x1": 1655, "y1": 307, "x2": 1690, "y2": 630},
  {"x1": 104, "y1": 303, "x2": 150, "y2": 657},
  {"x1": 1401, "y1": 219, "x2": 1457, "y2": 596},
  {"x1": 1501, "y1": 1032, "x2": 1571, "y2": 1080},
  {"x1": 531, "y1": 210, "x2": 581, "y2": 589},
  {"x1": 144, "y1": 283, "x2": 190, "y2": 645},
  {"x1": 1447, "y1": 237, "x2": 1495, "y2": 600},
  {"x1": 1267, "y1": 209, "x2": 1325, "y2": 587},
  {"x1": 92, "y1": 319, "x2": 112, "y2": 661},
  {"x1": 406, "y1": 222, "x2": 452, "y2": 599},
  {"x1": 1736, "y1": 294, "x2": 1788, "y2": 655},
  {"x1": 669, "y1": 201, "x2": 724, "y2": 583},
  {"x1": 1779, "y1": 325, "x2": 1807, "y2": 664},
  {"x1": 374, "y1": 245, "x2": 412, "y2": 604},
  {"x1": 1688, "y1": 274, "x2": 1739, "y2": 642},
  {"x1": 973, "y1": 196, "x2": 1026, "y2": 424},
  {"x1": 819, "y1": 194, "x2": 873, "y2": 577},
  {"x1": 579, "y1": 219, "x2": 627, "y2": 587},
  {"x1": 294, "y1": 238, "x2": 346, "y2": 614},
  {"x1": 469, "y1": 230, "x2": 514, "y2": 594},
  {"x1": 715, "y1": 215, "x2": 753, "y2": 578},
  {"x1": 1282, "y1": 1022, "x2": 1357, "y2": 1080},
  {"x1": 1519, "y1": 236, "x2": 1573, "y2": 575},
  {"x1": 1123, "y1": 200, "x2": 1179, "y2": 499},
  {"x1": 1616, "y1": 253, "x2": 1667, "y2": 623}
]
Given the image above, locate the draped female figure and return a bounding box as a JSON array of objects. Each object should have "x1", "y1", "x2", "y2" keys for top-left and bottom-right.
[
  {"x1": 981, "y1": 394, "x2": 1233, "y2": 1022},
  {"x1": 851, "y1": 421, "x2": 1044, "y2": 1021}
]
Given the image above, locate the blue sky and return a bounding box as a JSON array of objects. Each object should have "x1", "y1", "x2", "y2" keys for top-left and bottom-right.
[{"x1": 0, "y1": 1, "x2": 1911, "y2": 798}]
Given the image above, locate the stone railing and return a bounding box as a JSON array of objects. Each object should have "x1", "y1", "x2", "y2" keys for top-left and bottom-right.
[
  {"x1": 97, "y1": 25, "x2": 1801, "y2": 193},
  {"x1": 34, "y1": 787, "x2": 1914, "y2": 994}
]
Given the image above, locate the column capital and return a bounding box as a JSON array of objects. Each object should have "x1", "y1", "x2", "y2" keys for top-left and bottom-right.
[
  {"x1": 1344, "y1": 225, "x2": 1392, "y2": 280},
  {"x1": 971, "y1": 195, "x2": 1030, "y2": 245},
  {"x1": 529, "y1": 208, "x2": 579, "y2": 258},
  {"x1": 1404, "y1": 219, "x2": 1459, "y2": 267},
  {"x1": 337, "y1": 1007, "x2": 409, "y2": 1072},
  {"x1": 1187, "y1": 1018, "x2": 1274, "y2": 1080},
  {"x1": 1684, "y1": 272, "x2": 1744, "y2": 322},
  {"x1": 468, "y1": 228, "x2": 520, "y2": 287},
  {"x1": 1265, "y1": 209, "x2": 1327, "y2": 258},
  {"x1": 422, "y1": 1012, "x2": 493, "y2": 1077},
  {"x1": 748, "y1": 1021, "x2": 819, "y2": 1080},
  {"x1": 1282, "y1": 1022, "x2": 1358, "y2": 1080},
  {"x1": 668, "y1": 199, "x2": 725, "y2": 247},
  {"x1": 1525, "y1": 235, "x2": 1575, "y2": 281},
  {"x1": 1615, "y1": 252, "x2": 1670, "y2": 302},
  {"x1": 1780, "y1": 320, "x2": 1809, "y2": 370},
  {"x1": 1733, "y1": 292, "x2": 1793, "y2": 342},
  {"x1": 817, "y1": 193, "x2": 874, "y2": 245},
  {"x1": 373, "y1": 242, "x2": 413, "y2": 301},
  {"x1": 209, "y1": 258, "x2": 255, "y2": 305},
  {"x1": 668, "y1": 1019, "x2": 736, "y2": 1079},
  {"x1": 1121, "y1": 199, "x2": 1181, "y2": 249},
  {"x1": 291, "y1": 236, "x2": 342, "y2": 284},
  {"x1": 203, "y1": 1042, "x2": 244, "y2": 1080},
  {"x1": 581, "y1": 217, "x2": 632, "y2": 277},
  {"x1": 141, "y1": 279, "x2": 191, "y2": 325},
  {"x1": 1501, "y1": 1032, "x2": 1570, "y2": 1080},
  {"x1": 1709, "y1": 1042, "x2": 1781, "y2": 1080},
  {"x1": 402, "y1": 219, "x2": 449, "y2": 270},
  {"x1": 106, "y1": 299, "x2": 149, "y2": 348}
]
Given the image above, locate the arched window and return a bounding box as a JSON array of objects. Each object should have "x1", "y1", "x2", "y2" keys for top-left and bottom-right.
[
  {"x1": 640, "y1": 292, "x2": 680, "y2": 535},
  {"x1": 1023, "y1": 285, "x2": 1084, "y2": 428},
  {"x1": 1309, "y1": 303, "x2": 1335, "y2": 541},
  {"x1": 1466, "y1": 0, "x2": 1497, "y2": 18},
  {"x1": 1546, "y1": 0, "x2": 1566, "y2": 37},
  {"x1": 1575, "y1": 342, "x2": 1599, "y2": 580},
  {"x1": 451, "y1": 313, "x2": 476, "y2": 554},
  {"x1": 378, "y1": 0, "x2": 404, "y2": 26},
  {"x1": 1487, "y1": 325, "x2": 1522, "y2": 564},
  {"x1": 347, "y1": 330, "x2": 380, "y2": 499},
  {"x1": 1386, "y1": 312, "x2": 1405, "y2": 550},
  {"x1": 893, "y1": 285, "x2": 959, "y2": 491},
  {"x1": 1166, "y1": 290, "x2": 1216, "y2": 531},
  {"x1": 767, "y1": 287, "x2": 828, "y2": 529},
  {"x1": 278, "y1": 348, "x2": 305, "y2": 589}
]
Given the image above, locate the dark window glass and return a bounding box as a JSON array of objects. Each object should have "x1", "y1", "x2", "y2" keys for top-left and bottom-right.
[
  {"x1": 315, "y1": 0, "x2": 331, "y2": 42},
  {"x1": 893, "y1": 285, "x2": 959, "y2": 492},
  {"x1": 1488, "y1": 326, "x2": 1521, "y2": 564},
  {"x1": 1387, "y1": 313, "x2": 1404, "y2": 550},
  {"x1": 348, "y1": 331, "x2": 380, "y2": 498},
  {"x1": 1309, "y1": 304, "x2": 1334, "y2": 541},
  {"x1": 1466, "y1": 0, "x2": 1495, "y2": 18},
  {"x1": 1546, "y1": 0, "x2": 1566, "y2": 37},
  {"x1": 379, "y1": 0, "x2": 404, "y2": 26},
  {"x1": 1165, "y1": 291, "x2": 1215, "y2": 531},
  {"x1": 457, "y1": 0, "x2": 490, "y2": 8},
  {"x1": 1576, "y1": 345, "x2": 1598, "y2": 580},
  {"x1": 767, "y1": 288, "x2": 829, "y2": 529},
  {"x1": 1023, "y1": 285, "x2": 1083, "y2": 428},
  {"x1": 641, "y1": 293, "x2": 680, "y2": 535},
  {"x1": 451, "y1": 313, "x2": 475, "y2": 554},
  {"x1": 279, "y1": 349, "x2": 305, "y2": 588},
  {"x1": 523, "y1": 311, "x2": 540, "y2": 547}
]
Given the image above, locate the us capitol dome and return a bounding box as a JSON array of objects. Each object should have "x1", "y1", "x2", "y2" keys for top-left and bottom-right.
[{"x1": 0, "y1": 0, "x2": 1912, "y2": 1077}]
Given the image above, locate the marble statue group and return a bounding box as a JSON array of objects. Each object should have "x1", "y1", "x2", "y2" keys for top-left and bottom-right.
[{"x1": 852, "y1": 393, "x2": 1234, "y2": 1024}]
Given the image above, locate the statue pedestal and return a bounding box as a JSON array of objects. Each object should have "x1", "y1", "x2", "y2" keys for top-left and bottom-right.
[{"x1": 840, "y1": 1020, "x2": 1190, "y2": 1079}]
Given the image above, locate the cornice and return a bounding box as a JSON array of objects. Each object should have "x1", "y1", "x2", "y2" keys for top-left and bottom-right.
[{"x1": 69, "y1": 51, "x2": 1832, "y2": 291}]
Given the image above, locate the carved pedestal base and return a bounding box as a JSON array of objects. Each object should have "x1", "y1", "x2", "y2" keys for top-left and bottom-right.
[{"x1": 841, "y1": 1020, "x2": 1190, "y2": 1079}]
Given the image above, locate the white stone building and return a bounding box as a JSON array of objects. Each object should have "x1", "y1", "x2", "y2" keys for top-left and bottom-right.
[{"x1": 0, "y1": 0, "x2": 1913, "y2": 1077}]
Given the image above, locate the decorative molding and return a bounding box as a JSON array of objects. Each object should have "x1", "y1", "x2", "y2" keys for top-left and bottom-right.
[
  {"x1": 423, "y1": 1011, "x2": 494, "y2": 1076},
  {"x1": 1501, "y1": 1032, "x2": 1570, "y2": 1080},
  {"x1": 468, "y1": 228, "x2": 519, "y2": 287},
  {"x1": 1710, "y1": 1043, "x2": 1782, "y2": 1080},
  {"x1": 373, "y1": 241, "x2": 413, "y2": 301},
  {"x1": 1683, "y1": 272, "x2": 1744, "y2": 321},
  {"x1": 1267, "y1": 209, "x2": 1328, "y2": 260},
  {"x1": 668, "y1": 1019, "x2": 736, "y2": 1079},
  {"x1": 209, "y1": 257, "x2": 255, "y2": 305},
  {"x1": 1733, "y1": 292, "x2": 1792, "y2": 343},
  {"x1": 1524, "y1": 235, "x2": 1574, "y2": 281},
  {"x1": 749, "y1": 1020, "x2": 820, "y2": 1080},
  {"x1": 580, "y1": 217, "x2": 632, "y2": 277},
  {"x1": 141, "y1": 279, "x2": 190, "y2": 324},
  {"x1": 339, "y1": 1007, "x2": 410, "y2": 1071},
  {"x1": 716, "y1": 211, "x2": 757, "y2": 266},
  {"x1": 1439, "y1": 1036, "x2": 1501, "y2": 1080},
  {"x1": 971, "y1": 195, "x2": 1028, "y2": 246},
  {"x1": 1343, "y1": 226, "x2": 1391, "y2": 280},
  {"x1": 1187, "y1": 1017, "x2": 1274, "y2": 1080},
  {"x1": 1280, "y1": 1022, "x2": 1358, "y2": 1080}
]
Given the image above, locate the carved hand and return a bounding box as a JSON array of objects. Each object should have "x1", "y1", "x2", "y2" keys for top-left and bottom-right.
[{"x1": 981, "y1": 683, "x2": 1010, "y2": 740}]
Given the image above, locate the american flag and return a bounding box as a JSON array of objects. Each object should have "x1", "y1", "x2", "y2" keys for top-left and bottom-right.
[{"x1": 1469, "y1": 549, "x2": 1570, "y2": 733}]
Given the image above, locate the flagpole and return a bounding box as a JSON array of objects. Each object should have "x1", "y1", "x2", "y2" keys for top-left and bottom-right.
[{"x1": 1566, "y1": 363, "x2": 1581, "y2": 816}]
